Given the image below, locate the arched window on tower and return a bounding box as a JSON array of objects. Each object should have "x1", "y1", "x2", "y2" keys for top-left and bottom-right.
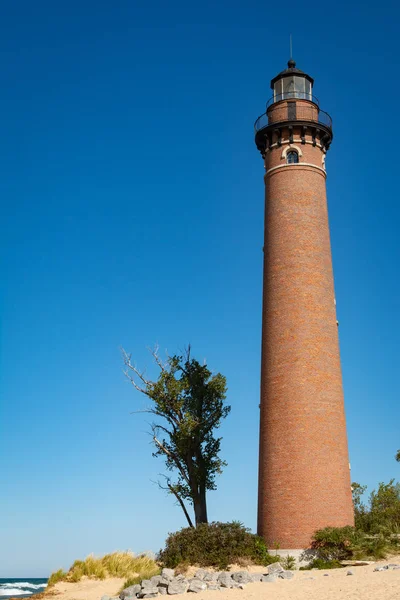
[{"x1": 286, "y1": 150, "x2": 299, "y2": 164}]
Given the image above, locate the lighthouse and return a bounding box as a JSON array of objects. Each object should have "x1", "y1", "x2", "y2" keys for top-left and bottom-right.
[{"x1": 255, "y1": 59, "x2": 354, "y2": 551}]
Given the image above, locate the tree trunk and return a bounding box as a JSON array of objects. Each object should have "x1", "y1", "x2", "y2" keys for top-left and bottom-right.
[{"x1": 193, "y1": 485, "x2": 208, "y2": 525}]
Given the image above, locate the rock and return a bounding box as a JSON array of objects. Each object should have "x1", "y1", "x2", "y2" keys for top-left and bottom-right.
[
  {"x1": 392, "y1": 566, "x2": 400, "y2": 570},
  {"x1": 346, "y1": 571, "x2": 354, "y2": 576},
  {"x1": 102, "y1": 596, "x2": 111, "y2": 600},
  {"x1": 142, "y1": 595, "x2": 158, "y2": 599},
  {"x1": 158, "y1": 589, "x2": 167, "y2": 596},
  {"x1": 388, "y1": 564, "x2": 400, "y2": 568},
  {"x1": 261, "y1": 574, "x2": 277, "y2": 583},
  {"x1": 139, "y1": 587, "x2": 159, "y2": 598},
  {"x1": 203, "y1": 572, "x2": 219, "y2": 582},
  {"x1": 206, "y1": 584, "x2": 220, "y2": 591},
  {"x1": 194, "y1": 570, "x2": 208, "y2": 581},
  {"x1": 151, "y1": 577, "x2": 164, "y2": 585},
  {"x1": 374, "y1": 567, "x2": 386, "y2": 572},
  {"x1": 279, "y1": 571, "x2": 294, "y2": 580},
  {"x1": 232, "y1": 572, "x2": 252, "y2": 584},
  {"x1": 238, "y1": 584, "x2": 246, "y2": 590},
  {"x1": 188, "y1": 579, "x2": 207, "y2": 593},
  {"x1": 157, "y1": 579, "x2": 170, "y2": 589},
  {"x1": 323, "y1": 574, "x2": 329, "y2": 577},
  {"x1": 167, "y1": 579, "x2": 189, "y2": 595},
  {"x1": 251, "y1": 573, "x2": 263, "y2": 582},
  {"x1": 120, "y1": 585, "x2": 141, "y2": 600},
  {"x1": 161, "y1": 569, "x2": 175, "y2": 581},
  {"x1": 175, "y1": 575, "x2": 186, "y2": 582},
  {"x1": 141, "y1": 581, "x2": 153, "y2": 588},
  {"x1": 267, "y1": 563, "x2": 284, "y2": 575},
  {"x1": 217, "y1": 573, "x2": 233, "y2": 588}
]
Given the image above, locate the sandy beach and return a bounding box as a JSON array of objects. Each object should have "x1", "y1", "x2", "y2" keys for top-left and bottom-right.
[{"x1": 44, "y1": 556, "x2": 400, "y2": 600}]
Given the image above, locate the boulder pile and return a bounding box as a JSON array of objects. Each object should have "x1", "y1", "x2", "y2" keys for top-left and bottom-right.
[{"x1": 108, "y1": 563, "x2": 294, "y2": 599}]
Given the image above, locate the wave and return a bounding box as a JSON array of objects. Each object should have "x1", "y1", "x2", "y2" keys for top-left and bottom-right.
[
  {"x1": 0, "y1": 585, "x2": 46, "y2": 591},
  {"x1": 0, "y1": 590, "x2": 33, "y2": 597}
]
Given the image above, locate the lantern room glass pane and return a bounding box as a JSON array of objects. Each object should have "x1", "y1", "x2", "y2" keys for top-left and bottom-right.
[
  {"x1": 295, "y1": 76, "x2": 305, "y2": 98},
  {"x1": 305, "y1": 79, "x2": 312, "y2": 98},
  {"x1": 282, "y1": 76, "x2": 308, "y2": 99},
  {"x1": 274, "y1": 79, "x2": 283, "y2": 101},
  {"x1": 282, "y1": 76, "x2": 296, "y2": 98}
]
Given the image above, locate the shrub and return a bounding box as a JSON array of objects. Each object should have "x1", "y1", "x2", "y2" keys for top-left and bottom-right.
[
  {"x1": 158, "y1": 521, "x2": 280, "y2": 570},
  {"x1": 311, "y1": 525, "x2": 400, "y2": 562},
  {"x1": 300, "y1": 558, "x2": 343, "y2": 570},
  {"x1": 311, "y1": 526, "x2": 362, "y2": 561},
  {"x1": 47, "y1": 569, "x2": 67, "y2": 587},
  {"x1": 282, "y1": 555, "x2": 296, "y2": 570}
]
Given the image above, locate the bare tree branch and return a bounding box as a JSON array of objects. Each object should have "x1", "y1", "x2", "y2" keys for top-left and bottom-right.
[
  {"x1": 152, "y1": 476, "x2": 194, "y2": 528},
  {"x1": 153, "y1": 432, "x2": 190, "y2": 486}
]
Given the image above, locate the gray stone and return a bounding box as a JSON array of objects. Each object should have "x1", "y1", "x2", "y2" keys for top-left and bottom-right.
[
  {"x1": 120, "y1": 585, "x2": 142, "y2": 600},
  {"x1": 139, "y1": 587, "x2": 159, "y2": 598},
  {"x1": 175, "y1": 575, "x2": 186, "y2": 582},
  {"x1": 279, "y1": 571, "x2": 294, "y2": 580},
  {"x1": 157, "y1": 579, "x2": 170, "y2": 589},
  {"x1": 161, "y1": 569, "x2": 175, "y2": 581},
  {"x1": 102, "y1": 596, "x2": 111, "y2": 600},
  {"x1": 388, "y1": 564, "x2": 400, "y2": 568},
  {"x1": 188, "y1": 579, "x2": 207, "y2": 593},
  {"x1": 393, "y1": 566, "x2": 400, "y2": 570},
  {"x1": 346, "y1": 571, "x2": 354, "y2": 576},
  {"x1": 251, "y1": 573, "x2": 263, "y2": 582},
  {"x1": 206, "y1": 584, "x2": 220, "y2": 591},
  {"x1": 167, "y1": 580, "x2": 189, "y2": 595},
  {"x1": 261, "y1": 574, "x2": 277, "y2": 583},
  {"x1": 323, "y1": 574, "x2": 329, "y2": 577},
  {"x1": 142, "y1": 595, "x2": 158, "y2": 599},
  {"x1": 203, "y1": 572, "x2": 219, "y2": 582},
  {"x1": 194, "y1": 570, "x2": 208, "y2": 581},
  {"x1": 232, "y1": 572, "x2": 252, "y2": 584},
  {"x1": 151, "y1": 577, "x2": 163, "y2": 585},
  {"x1": 238, "y1": 584, "x2": 246, "y2": 590},
  {"x1": 158, "y1": 589, "x2": 167, "y2": 596},
  {"x1": 267, "y1": 563, "x2": 284, "y2": 575},
  {"x1": 374, "y1": 567, "x2": 386, "y2": 572},
  {"x1": 217, "y1": 573, "x2": 233, "y2": 588},
  {"x1": 141, "y1": 581, "x2": 153, "y2": 588}
]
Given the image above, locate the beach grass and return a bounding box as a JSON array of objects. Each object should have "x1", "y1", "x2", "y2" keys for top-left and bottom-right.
[{"x1": 47, "y1": 552, "x2": 160, "y2": 586}]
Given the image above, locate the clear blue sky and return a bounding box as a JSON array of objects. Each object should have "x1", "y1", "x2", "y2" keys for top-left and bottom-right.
[{"x1": 1, "y1": 0, "x2": 399, "y2": 578}]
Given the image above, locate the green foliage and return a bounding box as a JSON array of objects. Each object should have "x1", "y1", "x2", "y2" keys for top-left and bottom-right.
[
  {"x1": 123, "y1": 346, "x2": 230, "y2": 526},
  {"x1": 368, "y1": 480, "x2": 400, "y2": 534},
  {"x1": 352, "y1": 479, "x2": 400, "y2": 535},
  {"x1": 47, "y1": 569, "x2": 67, "y2": 587},
  {"x1": 311, "y1": 526, "x2": 361, "y2": 561},
  {"x1": 281, "y1": 555, "x2": 296, "y2": 570},
  {"x1": 158, "y1": 521, "x2": 280, "y2": 570},
  {"x1": 396, "y1": 450, "x2": 400, "y2": 462},
  {"x1": 300, "y1": 559, "x2": 343, "y2": 570}
]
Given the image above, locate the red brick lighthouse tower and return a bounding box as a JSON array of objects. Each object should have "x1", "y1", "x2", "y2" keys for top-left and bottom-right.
[{"x1": 255, "y1": 59, "x2": 354, "y2": 551}]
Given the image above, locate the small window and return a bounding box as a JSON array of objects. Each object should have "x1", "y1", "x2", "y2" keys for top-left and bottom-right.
[{"x1": 287, "y1": 150, "x2": 299, "y2": 164}]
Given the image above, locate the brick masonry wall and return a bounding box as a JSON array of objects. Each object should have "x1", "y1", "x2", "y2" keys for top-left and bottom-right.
[{"x1": 257, "y1": 130, "x2": 355, "y2": 549}]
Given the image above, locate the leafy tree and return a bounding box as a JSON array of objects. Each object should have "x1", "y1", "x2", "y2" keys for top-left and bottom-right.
[
  {"x1": 396, "y1": 450, "x2": 400, "y2": 462},
  {"x1": 351, "y1": 482, "x2": 368, "y2": 530},
  {"x1": 368, "y1": 480, "x2": 400, "y2": 534},
  {"x1": 122, "y1": 345, "x2": 230, "y2": 527}
]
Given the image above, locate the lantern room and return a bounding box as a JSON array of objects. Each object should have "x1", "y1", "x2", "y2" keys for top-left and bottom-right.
[{"x1": 270, "y1": 59, "x2": 314, "y2": 103}]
